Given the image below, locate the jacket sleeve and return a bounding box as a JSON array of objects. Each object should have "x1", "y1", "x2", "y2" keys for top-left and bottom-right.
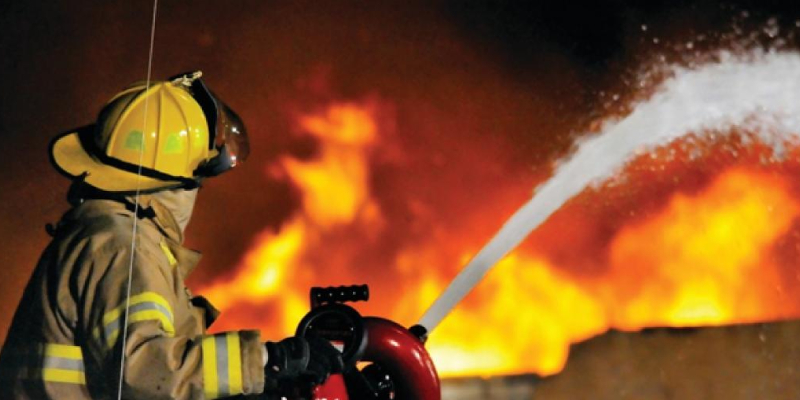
[{"x1": 79, "y1": 242, "x2": 265, "y2": 400}]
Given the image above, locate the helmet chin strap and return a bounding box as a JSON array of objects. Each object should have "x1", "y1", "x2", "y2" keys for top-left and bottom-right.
[{"x1": 118, "y1": 1, "x2": 159, "y2": 399}]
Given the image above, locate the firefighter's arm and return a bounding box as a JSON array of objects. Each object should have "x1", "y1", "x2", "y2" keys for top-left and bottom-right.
[{"x1": 79, "y1": 243, "x2": 265, "y2": 399}]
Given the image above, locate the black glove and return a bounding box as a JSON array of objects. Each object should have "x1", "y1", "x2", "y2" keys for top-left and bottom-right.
[{"x1": 264, "y1": 336, "x2": 344, "y2": 388}]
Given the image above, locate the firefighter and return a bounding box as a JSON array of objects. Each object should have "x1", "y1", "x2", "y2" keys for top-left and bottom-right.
[{"x1": 0, "y1": 71, "x2": 343, "y2": 399}]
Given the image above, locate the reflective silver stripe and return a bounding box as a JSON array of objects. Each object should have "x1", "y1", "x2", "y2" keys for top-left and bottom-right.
[
  {"x1": 202, "y1": 332, "x2": 243, "y2": 399},
  {"x1": 103, "y1": 301, "x2": 173, "y2": 339},
  {"x1": 41, "y1": 343, "x2": 86, "y2": 385},
  {"x1": 215, "y1": 335, "x2": 230, "y2": 397},
  {"x1": 43, "y1": 357, "x2": 84, "y2": 371},
  {"x1": 103, "y1": 319, "x2": 121, "y2": 341}
]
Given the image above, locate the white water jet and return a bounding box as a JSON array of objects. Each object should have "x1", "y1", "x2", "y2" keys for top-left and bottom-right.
[{"x1": 419, "y1": 50, "x2": 800, "y2": 333}]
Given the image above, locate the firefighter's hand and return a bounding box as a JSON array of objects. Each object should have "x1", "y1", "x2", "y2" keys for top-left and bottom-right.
[{"x1": 264, "y1": 336, "x2": 344, "y2": 387}]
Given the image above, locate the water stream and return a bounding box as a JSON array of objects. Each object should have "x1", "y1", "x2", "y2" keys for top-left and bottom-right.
[{"x1": 419, "y1": 50, "x2": 800, "y2": 333}]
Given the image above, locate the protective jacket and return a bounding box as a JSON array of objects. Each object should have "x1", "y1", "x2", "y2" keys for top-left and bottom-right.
[{"x1": 0, "y1": 195, "x2": 265, "y2": 399}]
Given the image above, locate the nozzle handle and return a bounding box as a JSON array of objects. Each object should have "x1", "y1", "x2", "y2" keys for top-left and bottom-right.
[{"x1": 310, "y1": 284, "x2": 369, "y2": 307}]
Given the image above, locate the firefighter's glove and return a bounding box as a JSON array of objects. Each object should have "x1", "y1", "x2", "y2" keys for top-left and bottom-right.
[{"x1": 264, "y1": 336, "x2": 344, "y2": 387}]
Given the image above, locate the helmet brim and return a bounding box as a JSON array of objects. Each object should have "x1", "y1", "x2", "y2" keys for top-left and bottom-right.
[{"x1": 50, "y1": 127, "x2": 186, "y2": 193}]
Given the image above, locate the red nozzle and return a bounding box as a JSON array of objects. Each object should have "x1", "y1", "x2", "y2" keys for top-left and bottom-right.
[{"x1": 361, "y1": 318, "x2": 441, "y2": 400}]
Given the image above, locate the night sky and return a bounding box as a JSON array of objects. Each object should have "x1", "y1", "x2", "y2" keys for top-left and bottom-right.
[{"x1": 3, "y1": 0, "x2": 800, "y2": 346}]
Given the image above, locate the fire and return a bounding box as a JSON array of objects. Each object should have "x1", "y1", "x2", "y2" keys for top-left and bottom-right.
[
  {"x1": 607, "y1": 168, "x2": 799, "y2": 328},
  {"x1": 419, "y1": 254, "x2": 605, "y2": 377},
  {"x1": 198, "y1": 100, "x2": 800, "y2": 378},
  {"x1": 281, "y1": 104, "x2": 378, "y2": 228},
  {"x1": 200, "y1": 219, "x2": 304, "y2": 309},
  {"x1": 199, "y1": 102, "x2": 381, "y2": 339}
]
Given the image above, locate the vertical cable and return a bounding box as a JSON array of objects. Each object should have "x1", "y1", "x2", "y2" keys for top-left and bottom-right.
[{"x1": 117, "y1": 1, "x2": 158, "y2": 398}]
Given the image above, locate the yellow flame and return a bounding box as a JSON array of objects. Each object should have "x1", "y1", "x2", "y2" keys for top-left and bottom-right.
[
  {"x1": 282, "y1": 104, "x2": 378, "y2": 228},
  {"x1": 201, "y1": 219, "x2": 305, "y2": 310},
  {"x1": 405, "y1": 254, "x2": 605, "y2": 377},
  {"x1": 609, "y1": 169, "x2": 799, "y2": 328},
  {"x1": 299, "y1": 104, "x2": 377, "y2": 144},
  {"x1": 198, "y1": 102, "x2": 380, "y2": 334}
]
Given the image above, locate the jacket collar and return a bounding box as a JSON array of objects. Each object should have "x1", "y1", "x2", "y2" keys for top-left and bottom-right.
[
  {"x1": 63, "y1": 195, "x2": 202, "y2": 279},
  {"x1": 146, "y1": 194, "x2": 202, "y2": 279},
  {"x1": 143, "y1": 194, "x2": 183, "y2": 243}
]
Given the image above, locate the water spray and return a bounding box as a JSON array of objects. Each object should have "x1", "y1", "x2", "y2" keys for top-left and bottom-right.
[{"x1": 418, "y1": 50, "x2": 800, "y2": 334}]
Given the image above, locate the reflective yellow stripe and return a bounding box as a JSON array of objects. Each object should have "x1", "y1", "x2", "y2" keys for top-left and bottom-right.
[
  {"x1": 94, "y1": 292, "x2": 176, "y2": 348},
  {"x1": 226, "y1": 332, "x2": 243, "y2": 395},
  {"x1": 42, "y1": 368, "x2": 86, "y2": 385},
  {"x1": 44, "y1": 343, "x2": 82, "y2": 360},
  {"x1": 41, "y1": 344, "x2": 86, "y2": 385},
  {"x1": 160, "y1": 240, "x2": 178, "y2": 267},
  {"x1": 101, "y1": 292, "x2": 174, "y2": 326},
  {"x1": 202, "y1": 335, "x2": 219, "y2": 399},
  {"x1": 202, "y1": 332, "x2": 245, "y2": 399},
  {"x1": 128, "y1": 309, "x2": 176, "y2": 334}
]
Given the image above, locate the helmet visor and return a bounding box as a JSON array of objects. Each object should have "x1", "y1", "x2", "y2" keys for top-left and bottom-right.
[
  {"x1": 215, "y1": 101, "x2": 249, "y2": 167},
  {"x1": 176, "y1": 71, "x2": 250, "y2": 177}
]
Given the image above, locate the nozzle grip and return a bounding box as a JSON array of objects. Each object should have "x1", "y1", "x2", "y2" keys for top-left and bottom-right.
[{"x1": 310, "y1": 284, "x2": 369, "y2": 307}]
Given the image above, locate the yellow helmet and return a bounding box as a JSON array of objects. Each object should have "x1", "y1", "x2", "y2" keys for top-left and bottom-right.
[{"x1": 50, "y1": 71, "x2": 249, "y2": 193}]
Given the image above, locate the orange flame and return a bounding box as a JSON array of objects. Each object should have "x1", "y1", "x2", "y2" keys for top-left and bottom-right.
[
  {"x1": 607, "y1": 168, "x2": 799, "y2": 329},
  {"x1": 199, "y1": 102, "x2": 381, "y2": 339},
  {"x1": 415, "y1": 254, "x2": 605, "y2": 377},
  {"x1": 198, "y1": 101, "x2": 800, "y2": 378},
  {"x1": 281, "y1": 104, "x2": 379, "y2": 229}
]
